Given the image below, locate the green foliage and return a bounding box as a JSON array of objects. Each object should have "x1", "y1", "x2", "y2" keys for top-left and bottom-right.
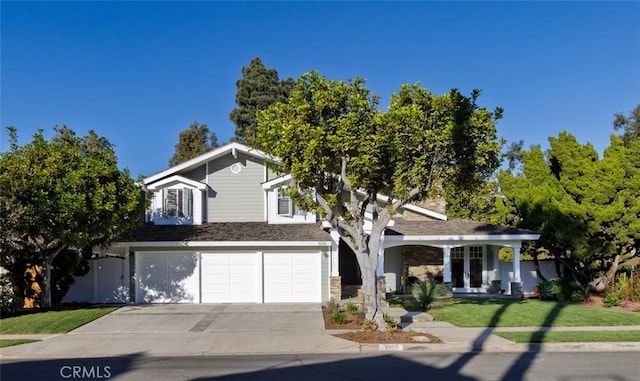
[
  {"x1": 495, "y1": 330, "x2": 640, "y2": 343},
  {"x1": 0, "y1": 339, "x2": 40, "y2": 348},
  {"x1": 538, "y1": 279, "x2": 581, "y2": 302},
  {"x1": 362, "y1": 319, "x2": 377, "y2": 331},
  {"x1": 346, "y1": 303, "x2": 359, "y2": 314},
  {"x1": 330, "y1": 311, "x2": 349, "y2": 324},
  {"x1": 411, "y1": 280, "x2": 452, "y2": 311},
  {"x1": 603, "y1": 293, "x2": 622, "y2": 307},
  {"x1": 325, "y1": 299, "x2": 340, "y2": 315},
  {"x1": 499, "y1": 106, "x2": 640, "y2": 292},
  {"x1": 620, "y1": 271, "x2": 640, "y2": 302},
  {"x1": 169, "y1": 122, "x2": 219, "y2": 166},
  {"x1": 230, "y1": 57, "x2": 294, "y2": 146},
  {"x1": 0, "y1": 126, "x2": 146, "y2": 308},
  {"x1": 383, "y1": 313, "x2": 399, "y2": 332}
]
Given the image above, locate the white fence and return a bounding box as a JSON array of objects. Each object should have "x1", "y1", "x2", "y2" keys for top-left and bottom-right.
[{"x1": 498, "y1": 260, "x2": 558, "y2": 295}]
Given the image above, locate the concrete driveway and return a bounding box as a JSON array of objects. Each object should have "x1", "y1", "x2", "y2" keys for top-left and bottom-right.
[
  {"x1": 70, "y1": 303, "x2": 326, "y2": 334},
  {"x1": 1, "y1": 303, "x2": 361, "y2": 358}
]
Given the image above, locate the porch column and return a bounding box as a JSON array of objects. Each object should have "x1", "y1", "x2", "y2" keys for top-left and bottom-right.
[
  {"x1": 329, "y1": 230, "x2": 342, "y2": 300},
  {"x1": 330, "y1": 230, "x2": 340, "y2": 276},
  {"x1": 511, "y1": 243, "x2": 523, "y2": 298},
  {"x1": 512, "y1": 243, "x2": 522, "y2": 282},
  {"x1": 443, "y1": 245, "x2": 452, "y2": 283}
]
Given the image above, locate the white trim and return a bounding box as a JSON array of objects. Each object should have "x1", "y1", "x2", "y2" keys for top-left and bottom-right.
[
  {"x1": 113, "y1": 241, "x2": 332, "y2": 248},
  {"x1": 262, "y1": 174, "x2": 292, "y2": 189},
  {"x1": 144, "y1": 142, "x2": 275, "y2": 184},
  {"x1": 370, "y1": 193, "x2": 448, "y2": 221},
  {"x1": 385, "y1": 234, "x2": 540, "y2": 243},
  {"x1": 146, "y1": 175, "x2": 207, "y2": 191}
]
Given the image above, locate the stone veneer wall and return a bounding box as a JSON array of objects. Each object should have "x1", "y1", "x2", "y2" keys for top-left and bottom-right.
[{"x1": 402, "y1": 246, "x2": 444, "y2": 292}]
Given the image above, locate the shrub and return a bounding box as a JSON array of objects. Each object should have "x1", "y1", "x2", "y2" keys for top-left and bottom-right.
[
  {"x1": 603, "y1": 293, "x2": 622, "y2": 307},
  {"x1": 538, "y1": 281, "x2": 556, "y2": 300},
  {"x1": 619, "y1": 271, "x2": 640, "y2": 302},
  {"x1": 362, "y1": 319, "x2": 376, "y2": 331},
  {"x1": 570, "y1": 290, "x2": 585, "y2": 302},
  {"x1": 330, "y1": 311, "x2": 348, "y2": 324},
  {"x1": 326, "y1": 299, "x2": 340, "y2": 315},
  {"x1": 411, "y1": 280, "x2": 452, "y2": 311},
  {"x1": 346, "y1": 303, "x2": 359, "y2": 314}
]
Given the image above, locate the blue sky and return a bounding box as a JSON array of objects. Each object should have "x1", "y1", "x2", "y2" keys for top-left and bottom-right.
[{"x1": 2, "y1": 1, "x2": 639, "y2": 177}]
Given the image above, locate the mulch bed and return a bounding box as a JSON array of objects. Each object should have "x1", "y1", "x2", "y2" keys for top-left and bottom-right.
[
  {"x1": 322, "y1": 306, "x2": 443, "y2": 344},
  {"x1": 334, "y1": 330, "x2": 442, "y2": 344}
]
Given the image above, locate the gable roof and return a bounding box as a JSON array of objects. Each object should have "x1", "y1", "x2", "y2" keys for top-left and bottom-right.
[
  {"x1": 144, "y1": 142, "x2": 274, "y2": 185},
  {"x1": 386, "y1": 219, "x2": 540, "y2": 240},
  {"x1": 146, "y1": 175, "x2": 207, "y2": 191}
]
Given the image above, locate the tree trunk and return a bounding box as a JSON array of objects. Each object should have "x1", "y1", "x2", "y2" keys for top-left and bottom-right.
[
  {"x1": 532, "y1": 252, "x2": 548, "y2": 283},
  {"x1": 41, "y1": 246, "x2": 65, "y2": 309},
  {"x1": 42, "y1": 256, "x2": 53, "y2": 309}
]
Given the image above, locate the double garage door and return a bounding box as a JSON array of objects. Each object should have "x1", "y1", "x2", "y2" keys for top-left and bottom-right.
[{"x1": 136, "y1": 252, "x2": 321, "y2": 303}]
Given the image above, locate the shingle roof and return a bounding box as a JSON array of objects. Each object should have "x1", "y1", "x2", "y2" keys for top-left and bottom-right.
[
  {"x1": 121, "y1": 222, "x2": 331, "y2": 242},
  {"x1": 386, "y1": 219, "x2": 539, "y2": 236}
]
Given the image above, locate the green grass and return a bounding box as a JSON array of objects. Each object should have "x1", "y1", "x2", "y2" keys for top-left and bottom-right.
[
  {"x1": 0, "y1": 306, "x2": 117, "y2": 334},
  {"x1": 495, "y1": 330, "x2": 640, "y2": 343},
  {"x1": 429, "y1": 298, "x2": 640, "y2": 327},
  {"x1": 0, "y1": 339, "x2": 40, "y2": 348}
]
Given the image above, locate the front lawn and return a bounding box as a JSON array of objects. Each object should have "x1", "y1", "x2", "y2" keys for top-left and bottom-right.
[
  {"x1": 429, "y1": 299, "x2": 640, "y2": 327},
  {"x1": 0, "y1": 339, "x2": 40, "y2": 348},
  {"x1": 0, "y1": 306, "x2": 117, "y2": 334},
  {"x1": 495, "y1": 330, "x2": 640, "y2": 343}
]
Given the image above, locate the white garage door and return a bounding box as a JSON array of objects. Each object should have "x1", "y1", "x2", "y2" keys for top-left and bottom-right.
[
  {"x1": 136, "y1": 252, "x2": 199, "y2": 303},
  {"x1": 263, "y1": 252, "x2": 321, "y2": 303},
  {"x1": 201, "y1": 253, "x2": 260, "y2": 303}
]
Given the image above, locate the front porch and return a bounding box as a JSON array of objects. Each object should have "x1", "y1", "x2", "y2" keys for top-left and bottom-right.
[{"x1": 329, "y1": 219, "x2": 539, "y2": 301}]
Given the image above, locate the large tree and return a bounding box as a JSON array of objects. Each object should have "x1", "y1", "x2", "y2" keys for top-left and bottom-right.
[
  {"x1": 498, "y1": 108, "x2": 640, "y2": 294},
  {"x1": 169, "y1": 122, "x2": 219, "y2": 166},
  {"x1": 256, "y1": 72, "x2": 503, "y2": 329},
  {"x1": 230, "y1": 57, "x2": 294, "y2": 146},
  {"x1": 0, "y1": 126, "x2": 146, "y2": 308}
]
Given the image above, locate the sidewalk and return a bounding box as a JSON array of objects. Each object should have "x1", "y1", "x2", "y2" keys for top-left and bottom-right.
[{"x1": 2, "y1": 307, "x2": 640, "y2": 359}]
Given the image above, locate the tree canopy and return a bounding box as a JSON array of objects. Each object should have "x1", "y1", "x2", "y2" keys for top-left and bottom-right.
[
  {"x1": 169, "y1": 121, "x2": 219, "y2": 166},
  {"x1": 230, "y1": 57, "x2": 294, "y2": 146},
  {"x1": 498, "y1": 106, "x2": 640, "y2": 293},
  {"x1": 257, "y1": 71, "x2": 503, "y2": 328},
  {"x1": 0, "y1": 126, "x2": 146, "y2": 308}
]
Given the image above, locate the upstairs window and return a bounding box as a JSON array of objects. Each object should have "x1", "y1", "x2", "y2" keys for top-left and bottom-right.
[
  {"x1": 277, "y1": 189, "x2": 292, "y2": 216},
  {"x1": 163, "y1": 188, "x2": 193, "y2": 218}
]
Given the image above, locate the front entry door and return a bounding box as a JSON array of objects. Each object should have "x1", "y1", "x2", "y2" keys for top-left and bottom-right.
[{"x1": 451, "y1": 246, "x2": 484, "y2": 290}]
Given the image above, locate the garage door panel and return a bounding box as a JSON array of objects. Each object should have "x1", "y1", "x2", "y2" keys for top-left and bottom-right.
[
  {"x1": 137, "y1": 252, "x2": 199, "y2": 303},
  {"x1": 201, "y1": 253, "x2": 259, "y2": 303},
  {"x1": 263, "y1": 253, "x2": 321, "y2": 303}
]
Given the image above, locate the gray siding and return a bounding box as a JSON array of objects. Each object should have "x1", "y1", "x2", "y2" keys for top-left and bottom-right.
[
  {"x1": 182, "y1": 165, "x2": 206, "y2": 182},
  {"x1": 207, "y1": 152, "x2": 265, "y2": 222}
]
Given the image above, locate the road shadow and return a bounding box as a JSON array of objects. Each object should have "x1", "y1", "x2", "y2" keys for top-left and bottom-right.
[
  {"x1": 0, "y1": 353, "x2": 144, "y2": 381},
  {"x1": 191, "y1": 354, "x2": 479, "y2": 381}
]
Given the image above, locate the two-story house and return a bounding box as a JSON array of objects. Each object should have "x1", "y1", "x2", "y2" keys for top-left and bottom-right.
[{"x1": 64, "y1": 142, "x2": 539, "y2": 304}]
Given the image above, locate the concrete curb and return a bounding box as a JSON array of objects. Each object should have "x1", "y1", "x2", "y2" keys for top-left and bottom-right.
[{"x1": 359, "y1": 342, "x2": 640, "y2": 353}]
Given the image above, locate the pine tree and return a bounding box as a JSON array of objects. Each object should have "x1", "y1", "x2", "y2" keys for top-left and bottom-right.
[
  {"x1": 230, "y1": 57, "x2": 294, "y2": 147},
  {"x1": 169, "y1": 122, "x2": 219, "y2": 166}
]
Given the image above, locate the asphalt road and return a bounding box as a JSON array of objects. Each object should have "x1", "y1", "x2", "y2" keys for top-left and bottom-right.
[{"x1": 2, "y1": 352, "x2": 639, "y2": 381}]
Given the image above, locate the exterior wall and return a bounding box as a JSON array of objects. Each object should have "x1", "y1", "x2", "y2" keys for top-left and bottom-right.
[
  {"x1": 182, "y1": 165, "x2": 206, "y2": 182},
  {"x1": 499, "y1": 260, "x2": 558, "y2": 295},
  {"x1": 207, "y1": 152, "x2": 265, "y2": 222},
  {"x1": 266, "y1": 188, "x2": 317, "y2": 224},
  {"x1": 384, "y1": 246, "x2": 403, "y2": 293},
  {"x1": 321, "y1": 249, "x2": 330, "y2": 302}
]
